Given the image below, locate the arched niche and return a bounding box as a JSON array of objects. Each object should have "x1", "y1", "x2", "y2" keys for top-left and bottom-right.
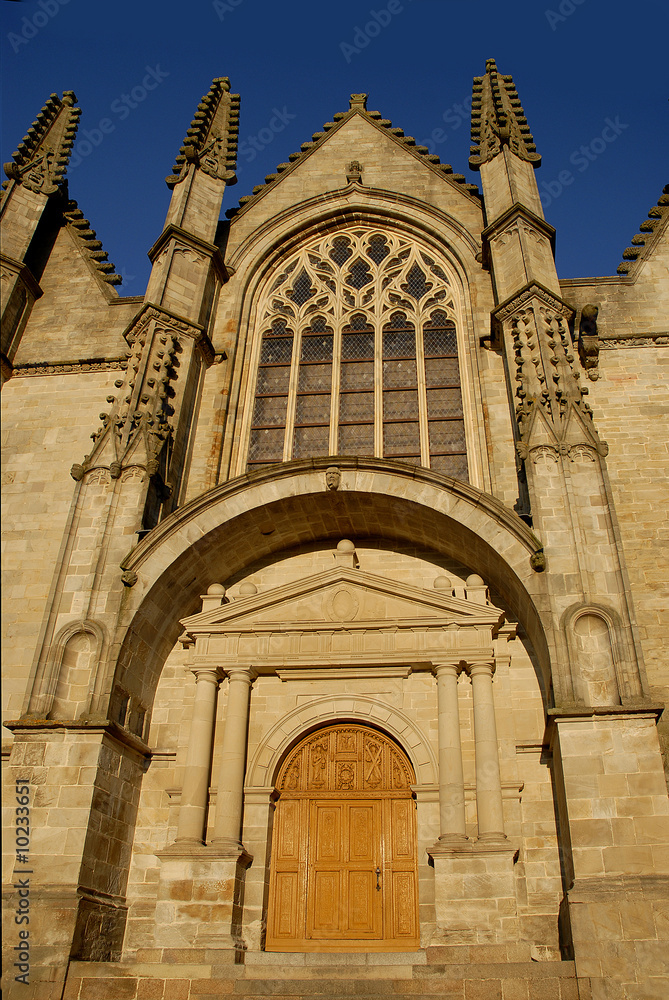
[
  {"x1": 38, "y1": 619, "x2": 106, "y2": 720},
  {"x1": 562, "y1": 603, "x2": 641, "y2": 706}
]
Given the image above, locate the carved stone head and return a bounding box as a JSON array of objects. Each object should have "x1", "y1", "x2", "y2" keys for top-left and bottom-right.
[{"x1": 325, "y1": 466, "x2": 341, "y2": 491}]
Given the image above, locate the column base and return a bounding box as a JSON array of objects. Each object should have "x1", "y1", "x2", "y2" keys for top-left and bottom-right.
[
  {"x1": 155, "y1": 846, "x2": 252, "y2": 950},
  {"x1": 428, "y1": 841, "x2": 520, "y2": 945}
]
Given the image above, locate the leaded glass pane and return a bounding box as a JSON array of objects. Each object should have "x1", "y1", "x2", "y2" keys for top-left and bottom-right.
[
  {"x1": 426, "y1": 388, "x2": 464, "y2": 418},
  {"x1": 405, "y1": 263, "x2": 429, "y2": 300},
  {"x1": 384, "y1": 389, "x2": 419, "y2": 420},
  {"x1": 340, "y1": 361, "x2": 374, "y2": 390},
  {"x1": 386, "y1": 311, "x2": 411, "y2": 330},
  {"x1": 366, "y1": 235, "x2": 390, "y2": 264},
  {"x1": 345, "y1": 259, "x2": 373, "y2": 289},
  {"x1": 293, "y1": 424, "x2": 329, "y2": 458},
  {"x1": 256, "y1": 365, "x2": 291, "y2": 394},
  {"x1": 429, "y1": 420, "x2": 467, "y2": 451},
  {"x1": 425, "y1": 357, "x2": 460, "y2": 387},
  {"x1": 384, "y1": 421, "x2": 420, "y2": 455},
  {"x1": 383, "y1": 330, "x2": 416, "y2": 358},
  {"x1": 252, "y1": 396, "x2": 288, "y2": 427},
  {"x1": 289, "y1": 269, "x2": 315, "y2": 305},
  {"x1": 300, "y1": 334, "x2": 333, "y2": 363},
  {"x1": 329, "y1": 236, "x2": 353, "y2": 267},
  {"x1": 342, "y1": 333, "x2": 374, "y2": 360},
  {"x1": 298, "y1": 363, "x2": 332, "y2": 392},
  {"x1": 260, "y1": 336, "x2": 293, "y2": 365},
  {"x1": 340, "y1": 392, "x2": 374, "y2": 422},
  {"x1": 424, "y1": 326, "x2": 457, "y2": 357},
  {"x1": 383, "y1": 359, "x2": 418, "y2": 388},
  {"x1": 338, "y1": 422, "x2": 374, "y2": 455},
  {"x1": 431, "y1": 453, "x2": 469, "y2": 480},
  {"x1": 295, "y1": 394, "x2": 330, "y2": 425},
  {"x1": 248, "y1": 427, "x2": 284, "y2": 463}
]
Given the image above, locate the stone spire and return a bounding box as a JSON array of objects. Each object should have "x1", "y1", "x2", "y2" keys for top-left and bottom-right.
[
  {"x1": 3, "y1": 90, "x2": 80, "y2": 196},
  {"x1": 1, "y1": 91, "x2": 81, "y2": 382},
  {"x1": 72, "y1": 78, "x2": 240, "y2": 522},
  {"x1": 469, "y1": 58, "x2": 540, "y2": 170},
  {"x1": 165, "y1": 76, "x2": 240, "y2": 189}
]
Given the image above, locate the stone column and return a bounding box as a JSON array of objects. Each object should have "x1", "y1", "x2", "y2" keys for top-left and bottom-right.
[
  {"x1": 211, "y1": 667, "x2": 255, "y2": 851},
  {"x1": 434, "y1": 662, "x2": 467, "y2": 843},
  {"x1": 175, "y1": 667, "x2": 221, "y2": 845},
  {"x1": 468, "y1": 660, "x2": 506, "y2": 841}
]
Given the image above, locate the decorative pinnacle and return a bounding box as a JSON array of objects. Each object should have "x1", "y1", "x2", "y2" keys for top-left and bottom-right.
[
  {"x1": 349, "y1": 93, "x2": 368, "y2": 111},
  {"x1": 469, "y1": 58, "x2": 541, "y2": 170},
  {"x1": 3, "y1": 91, "x2": 81, "y2": 195},
  {"x1": 166, "y1": 77, "x2": 240, "y2": 187}
]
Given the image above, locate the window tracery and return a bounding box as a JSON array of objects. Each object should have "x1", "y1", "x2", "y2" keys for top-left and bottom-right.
[{"x1": 246, "y1": 228, "x2": 468, "y2": 480}]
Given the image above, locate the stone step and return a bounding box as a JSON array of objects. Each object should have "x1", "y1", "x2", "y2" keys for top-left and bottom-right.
[{"x1": 231, "y1": 963, "x2": 580, "y2": 996}]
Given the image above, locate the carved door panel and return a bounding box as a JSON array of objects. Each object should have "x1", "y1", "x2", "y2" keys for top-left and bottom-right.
[
  {"x1": 306, "y1": 799, "x2": 382, "y2": 940},
  {"x1": 266, "y1": 724, "x2": 419, "y2": 952}
]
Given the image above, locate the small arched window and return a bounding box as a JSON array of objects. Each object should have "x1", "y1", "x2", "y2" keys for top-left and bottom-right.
[{"x1": 245, "y1": 228, "x2": 468, "y2": 481}]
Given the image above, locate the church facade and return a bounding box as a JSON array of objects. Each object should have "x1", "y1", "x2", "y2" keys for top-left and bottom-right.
[{"x1": 2, "y1": 62, "x2": 668, "y2": 1000}]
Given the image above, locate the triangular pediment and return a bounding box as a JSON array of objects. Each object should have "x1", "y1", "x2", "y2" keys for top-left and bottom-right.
[{"x1": 180, "y1": 567, "x2": 505, "y2": 635}]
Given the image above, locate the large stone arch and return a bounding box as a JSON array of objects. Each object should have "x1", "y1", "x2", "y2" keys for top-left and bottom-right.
[
  {"x1": 107, "y1": 458, "x2": 553, "y2": 722},
  {"x1": 246, "y1": 695, "x2": 439, "y2": 790}
]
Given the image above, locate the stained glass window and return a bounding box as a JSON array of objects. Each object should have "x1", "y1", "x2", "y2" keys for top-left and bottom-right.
[{"x1": 245, "y1": 229, "x2": 468, "y2": 481}]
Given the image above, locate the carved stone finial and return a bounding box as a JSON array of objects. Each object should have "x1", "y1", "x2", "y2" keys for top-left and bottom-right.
[
  {"x1": 4, "y1": 91, "x2": 81, "y2": 194},
  {"x1": 325, "y1": 466, "x2": 341, "y2": 491},
  {"x1": 469, "y1": 59, "x2": 541, "y2": 170},
  {"x1": 346, "y1": 160, "x2": 363, "y2": 184},
  {"x1": 349, "y1": 94, "x2": 368, "y2": 111},
  {"x1": 166, "y1": 77, "x2": 240, "y2": 187}
]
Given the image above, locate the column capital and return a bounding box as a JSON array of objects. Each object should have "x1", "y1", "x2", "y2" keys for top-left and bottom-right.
[
  {"x1": 467, "y1": 660, "x2": 496, "y2": 679},
  {"x1": 433, "y1": 661, "x2": 465, "y2": 678},
  {"x1": 224, "y1": 666, "x2": 257, "y2": 686},
  {"x1": 191, "y1": 666, "x2": 223, "y2": 684}
]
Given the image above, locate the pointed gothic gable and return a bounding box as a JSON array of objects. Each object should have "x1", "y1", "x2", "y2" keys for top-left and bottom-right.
[
  {"x1": 616, "y1": 183, "x2": 669, "y2": 276},
  {"x1": 223, "y1": 95, "x2": 482, "y2": 255}
]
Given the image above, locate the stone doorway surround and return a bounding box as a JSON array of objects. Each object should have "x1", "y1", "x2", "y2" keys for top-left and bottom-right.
[
  {"x1": 266, "y1": 723, "x2": 420, "y2": 952},
  {"x1": 154, "y1": 537, "x2": 518, "y2": 954}
]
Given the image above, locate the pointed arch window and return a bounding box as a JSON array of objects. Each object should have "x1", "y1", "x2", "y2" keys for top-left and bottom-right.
[{"x1": 245, "y1": 228, "x2": 468, "y2": 480}]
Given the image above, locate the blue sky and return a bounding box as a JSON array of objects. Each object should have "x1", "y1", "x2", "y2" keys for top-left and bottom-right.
[{"x1": 1, "y1": 0, "x2": 667, "y2": 296}]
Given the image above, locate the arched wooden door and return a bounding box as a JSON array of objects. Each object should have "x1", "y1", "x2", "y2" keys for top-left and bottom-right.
[{"x1": 266, "y1": 724, "x2": 420, "y2": 952}]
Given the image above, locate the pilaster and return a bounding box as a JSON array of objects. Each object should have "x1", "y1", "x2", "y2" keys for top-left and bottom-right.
[
  {"x1": 1, "y1": 720, "x2": 149, "y2": 999},
  {"x1": 549, "y1": 708, "x2": 669, "y2": 996}
]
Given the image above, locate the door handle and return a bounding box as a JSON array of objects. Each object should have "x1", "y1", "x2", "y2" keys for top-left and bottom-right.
[{"x1": 375, "y1": 866, "x2": 381, "y2": 891}]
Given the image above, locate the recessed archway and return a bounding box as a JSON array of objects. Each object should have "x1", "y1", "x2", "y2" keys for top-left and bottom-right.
[{"x1": 108, "y1": 458, "x2": 553, "y2": 721}]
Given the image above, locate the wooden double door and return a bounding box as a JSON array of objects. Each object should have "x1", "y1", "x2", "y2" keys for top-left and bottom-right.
[{"x1": 266, "y1": 725, "x2": 420, "y2": 952}]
